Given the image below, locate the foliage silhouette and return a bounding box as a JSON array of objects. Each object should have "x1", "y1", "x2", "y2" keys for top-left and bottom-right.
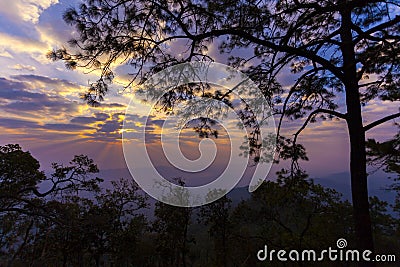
[
  {"x1": 0, "y1": 145, "x2": 399, "y2": 266},
  {"x1": 49, "y1": 1, "x2": 400, "y2": 258}
]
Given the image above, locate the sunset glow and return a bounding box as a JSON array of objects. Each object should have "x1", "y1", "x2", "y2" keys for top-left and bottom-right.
[{"x1": 0, "y1": 0, "x2": 398, "y2": 180}]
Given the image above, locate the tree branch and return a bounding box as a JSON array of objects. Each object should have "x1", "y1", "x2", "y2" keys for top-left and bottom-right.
[
  {"x1": 364, "y1": 112, "x2": 400, "y2": 132},
  {"x1": 294, "y1": 108, "x2": 347, "y2": 142},
  {"x1": 193, "y1": 29, "x2": 345, "y2": 81},
  {"x1": 276, "y1": 67, "x2": 325, "y2": 139}
]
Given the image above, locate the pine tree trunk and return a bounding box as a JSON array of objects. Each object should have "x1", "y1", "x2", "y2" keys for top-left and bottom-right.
[{"x1": 341, "y1": 7, "x2": 375, "y2": 267}]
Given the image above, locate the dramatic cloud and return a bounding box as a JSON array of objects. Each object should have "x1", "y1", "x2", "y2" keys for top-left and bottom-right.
[
  {"x1": 0, "y1": 0, "x2": 59, "y2": 24},
  {"x1": 71, "y1": 115, "x2": 104, "y2": 125},
  {"x1": 0, "y1": 76, "x2": 129, "y2": 144},
  {"x1": 0, "y1": 76, "x2": 79, "y2": 120},
  {"x1": 11, "y1": 74, "x2": 78, "y2": 87},
  {"x1": 0, "y1": 32, "x2": 47, "y2": 55},
  {"x1": 0, "y1": 50, "x2": 13, "y2": 59},
  {"x1": 0, "y1": 118, "x2": 41, "y2": 129},
  {"x1": 11, "y1": 64, "x2": 37, "y2": 71},
  {"x1": 0, "y1": 0, "x2": 397, "y2": 178}
]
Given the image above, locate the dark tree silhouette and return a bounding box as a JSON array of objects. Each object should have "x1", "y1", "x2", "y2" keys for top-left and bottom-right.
[
  {"x1": 0, "y1": 144, "x2": 101, "y2": 219},
  {"x1": 367, "y1": 124, "x2": 400, "y2": 180},
  {"x1": 152, "y1": 179, "x2": 193, "y2": 267},
  {"x1": 198, "y1": 194, "x2": 232, "y2": 267},
  {"x1": 367, "y1": 126, "x2": 400, "y2": 247},
  {"x1": 1, "y1": 145, "x2": 399, "y2": 266},
  {"x1": 152, "y1": 201, "x2": 193, "y2": 267},
  {"x1": 50, "y1": 0, "x2": 400, "y2": 262},
  {"x1": 0, "y1": 144, "x2": 46, "y2": 215},
  {"x1": 230, "y1": 176, "x2": 355, "y2": 267},
  {"x1": 0, "y1": 145, "x2": 149, "y2": 266}
]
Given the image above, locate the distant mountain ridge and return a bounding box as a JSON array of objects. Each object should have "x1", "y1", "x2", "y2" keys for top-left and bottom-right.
[{"x1": 97, "y1": 168, "x2": 397, "y2": 206}]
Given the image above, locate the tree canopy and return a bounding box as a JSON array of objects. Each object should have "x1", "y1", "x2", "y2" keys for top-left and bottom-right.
[
  {"x1": 49, "y1": 0, "x2": 400, "y2": 263},
  {"x1": 1, "y1": 145, "x2": 399, "y2": 266}
]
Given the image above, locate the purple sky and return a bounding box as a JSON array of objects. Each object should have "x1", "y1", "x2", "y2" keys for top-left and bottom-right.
[{"x1": 0, "y1": 0, "x2": 398, "y2": 189}]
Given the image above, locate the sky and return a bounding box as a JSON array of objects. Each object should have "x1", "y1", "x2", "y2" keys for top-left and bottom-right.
[{"x1": 0, "y1": 0, "x2": 398, "y2": 189}]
